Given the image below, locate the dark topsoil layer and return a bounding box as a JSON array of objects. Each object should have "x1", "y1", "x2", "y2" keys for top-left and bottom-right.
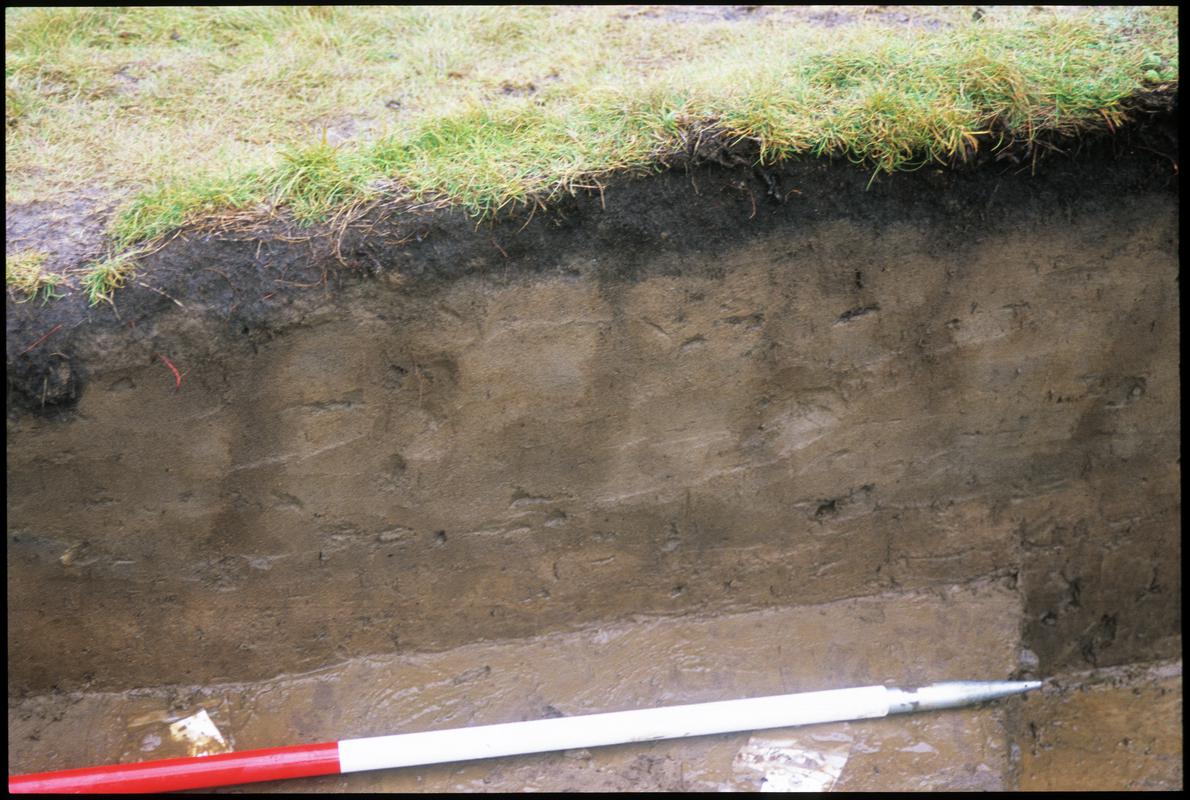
[{"x1": 5, "y1": 103, "x2": 1178, "y2": 418}]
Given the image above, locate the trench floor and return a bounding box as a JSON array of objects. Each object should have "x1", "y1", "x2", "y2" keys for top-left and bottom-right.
[{"x1": 7, "y1": 580, "x2": 1182, "y2": 791}]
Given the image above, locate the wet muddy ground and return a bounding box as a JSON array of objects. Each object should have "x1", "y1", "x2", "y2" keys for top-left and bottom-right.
[{"x1": 8, "y1": 585, "x2": 1180, "y2": 791}]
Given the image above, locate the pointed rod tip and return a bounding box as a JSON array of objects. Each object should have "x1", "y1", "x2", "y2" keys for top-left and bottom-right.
[{"x1": 887, "y1": 679, "x2": 1045, "y2": 714}]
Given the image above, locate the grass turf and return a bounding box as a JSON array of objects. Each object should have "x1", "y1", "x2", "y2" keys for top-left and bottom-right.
[
  {"x1": 4, "y1": 6, "x2": 1179, "y2": 304},
  {"x1": 5, "y1": 249, "x2": 65, "y2": 303}
]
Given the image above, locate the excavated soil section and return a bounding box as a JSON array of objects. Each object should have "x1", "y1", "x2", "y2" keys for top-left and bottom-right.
[{"x1": 5, "y1": 123, "x2": 1181, "y2": 789}]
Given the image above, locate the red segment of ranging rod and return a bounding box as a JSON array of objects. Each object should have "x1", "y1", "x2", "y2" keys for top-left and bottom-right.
[{"x1": 7, "y1": 741, "x2": 341, "y2": 794}]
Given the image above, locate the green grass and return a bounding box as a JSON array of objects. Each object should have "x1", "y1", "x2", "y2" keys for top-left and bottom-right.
[
  {"x1": 6, "y1": 249, "x2": 66, "y2": 303},
  {"x1": 78, "y1": 250, "x2": 139, "y2": 306},
  {"x1": 5, "y1": 6, "x2": 1179, "y2": 303}
]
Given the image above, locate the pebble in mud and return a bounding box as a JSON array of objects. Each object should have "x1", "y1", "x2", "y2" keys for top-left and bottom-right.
[
  {"x1": 1018, "y1": 648, "x2": 1040, "y2": 674},
  {"x1": 8, "y1": 352, "x2": 84, "y2": 414}
]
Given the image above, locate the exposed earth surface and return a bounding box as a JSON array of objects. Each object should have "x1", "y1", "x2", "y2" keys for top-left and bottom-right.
[{"x1": 6, "y1": 75, "x2": 1181, "y2": 792}]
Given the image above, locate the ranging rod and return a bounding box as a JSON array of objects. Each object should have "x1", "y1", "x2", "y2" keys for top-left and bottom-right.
[{"x1": 9, "y1": 680, "x2": 1042, "y2": 793}]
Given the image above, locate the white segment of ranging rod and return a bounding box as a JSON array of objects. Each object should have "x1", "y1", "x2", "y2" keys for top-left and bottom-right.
[
  {"x1": 339, "y1": 685, "x2": 888, "y2": 772},
  {"x1": 338, "y1": 681, "x2": 1040, "y2": 773}
]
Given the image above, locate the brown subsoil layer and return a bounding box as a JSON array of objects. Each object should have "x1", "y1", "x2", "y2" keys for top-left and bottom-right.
[{"x1": 6, "y1": 112, "x2": 1180, "y2": 790}]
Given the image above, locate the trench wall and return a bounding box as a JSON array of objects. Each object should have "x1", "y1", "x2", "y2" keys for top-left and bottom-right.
[{"x1": 6, "y1": 155, "x2": 1180, "y2": 694}]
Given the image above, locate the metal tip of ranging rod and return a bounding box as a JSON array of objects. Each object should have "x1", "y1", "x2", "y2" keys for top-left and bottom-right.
[{"x1": 886, "y1": 680, "x2": 1044, "y2": 714}]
